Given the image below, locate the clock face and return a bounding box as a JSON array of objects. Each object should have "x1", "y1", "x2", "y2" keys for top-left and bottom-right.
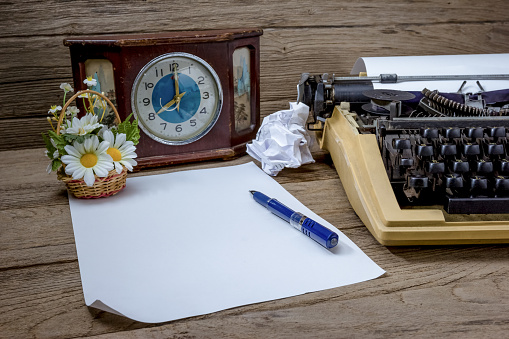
[{"x1": 131, "y1": 52, "x2": 223, "y2": 145}]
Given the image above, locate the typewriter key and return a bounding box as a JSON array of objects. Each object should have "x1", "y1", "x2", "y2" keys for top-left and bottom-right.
[
  {"x1": 416, "y1": 144, "x2": 434, "y2": 157},
  {"x1": 445, "y1": 173, "x2": 463, "y2": 188},
  {"x1": 476, "y1": 160, "x2": 493, "y2": 173},
  {"x1": 487, "y1": 143, "x2": 504, "y2": 155},
  {"x1": 453, "y1": 160, "x2": 470, "y2": 173},
  {"x1": 445, "y1": 127, "x2": 461, "y2": 139},
  {"x1": 463, "y1": 143, "x2": 481, "y2": 155},
  {"x1": 488, "y1": 127, "x2": 506, "y2": 138},
  {"x1": 440, "y1": 143, "x2": 457, "y2": 156}
]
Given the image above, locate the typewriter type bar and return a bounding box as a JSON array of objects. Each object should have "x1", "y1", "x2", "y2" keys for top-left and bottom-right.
[{"x1": 299, "y1": 72, "x2": 509, "y2": 245}]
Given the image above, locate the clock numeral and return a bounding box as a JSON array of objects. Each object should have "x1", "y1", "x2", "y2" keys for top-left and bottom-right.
[
  {"x1": 170, "y1": 62, "x2": 179, "y2": 71},
  {"x1": 148, "y1": 113, "x2": 155, "y2": 120},
  {"x1": 176, "y1": 124, "x2": 182, "y2": 133},
  {"x1": 197, "y1": 76, "x2": 205, "y2": 85},
  {"x1": 144, "y1": 82, "x2": 154, "y2": 90},
  {"x1": 190, "y1": 119, "x2": 196, "y2": 127},
  {"x1": 143, "y1": 98, "x2": 150, "y2": 106},
  {"x1": 160, "y1": 122, "x2": 167, "y2": 130},
  {"x1": 155, "y1": 68, "x2": 163, "y2": 77},
  {"x1": 202, "y1": 92, "x2": 209, "y2": 99},
  {"x1": 200, "y1": 107, "x2": 207, "y2": 114}
]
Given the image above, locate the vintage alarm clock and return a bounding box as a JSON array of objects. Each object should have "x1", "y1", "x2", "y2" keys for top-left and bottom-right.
[{"x1": 64, "y1": 29, "x2": 262, "y2": 168}]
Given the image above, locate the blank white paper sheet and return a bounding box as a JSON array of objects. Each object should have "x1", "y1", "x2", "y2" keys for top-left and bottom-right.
[
  {"x1": 351, "y1": 53, "x2": 509, "y2": 93},
  {"x1": 68, "y1": 162, "x2": 385, "y2": 323}
]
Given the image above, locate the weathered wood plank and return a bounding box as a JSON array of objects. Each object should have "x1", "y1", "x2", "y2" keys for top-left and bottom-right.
[
  {"x1": 2, "y1": 1, "x2": 509, "y2": 337},
  {"x1": 1, "y1": 22, "x2": 509, "y2": 150},
  {"x1": 1, "y1": 230, "x2": 508, "y2": 338},
  {"x1": 1, "y1": 0, "x2": 507, "y2": 39},
  {"x1": 2, "y1": 148, "x2": 509, "y2": 338},
  {"x1": 2, "y1": 21, "x2": 508, "y2": 85}
]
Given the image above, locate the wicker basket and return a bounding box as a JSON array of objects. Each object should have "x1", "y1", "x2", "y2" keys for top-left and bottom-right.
[{"x1": 56, "y1": 89, "x2": 127, "y2": 199}]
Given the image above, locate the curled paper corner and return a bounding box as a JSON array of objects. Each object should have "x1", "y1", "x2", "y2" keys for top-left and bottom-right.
[
  {"x1": 88, "y1": 299, "x2": 125, "y2": 318},
  {"x1": 246, "y1": 102, "x2": 315, "y2": 176}
]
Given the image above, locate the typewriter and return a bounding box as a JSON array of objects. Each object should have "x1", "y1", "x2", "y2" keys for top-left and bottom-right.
[{"x1": 298, "y1": 68, "x2": 509, "y2": 245}]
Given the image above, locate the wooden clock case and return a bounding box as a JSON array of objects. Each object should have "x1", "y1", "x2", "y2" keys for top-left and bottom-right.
[{"x1": 64, "y1": 29, "x2": 262, "y2": 169}]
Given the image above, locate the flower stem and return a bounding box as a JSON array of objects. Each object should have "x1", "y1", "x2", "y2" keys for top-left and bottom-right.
[
  {"x1": 87, "y1": 95, "x2": 95, "y2": 115},
  {"x1": 82, "y1": 97, "x2": 90, "y2": 114},
  {"x1": 47, "y1": 117, "x2": 56, "y2": 132}
]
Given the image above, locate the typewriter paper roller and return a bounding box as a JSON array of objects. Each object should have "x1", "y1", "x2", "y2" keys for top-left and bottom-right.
[{"x1": 307, "y1": 54, "x2": 509, "y2": 245}]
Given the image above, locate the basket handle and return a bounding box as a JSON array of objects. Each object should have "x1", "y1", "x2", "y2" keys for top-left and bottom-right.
[{"x1": 56, "y1": 89, "x2": 121, "y2": 135}]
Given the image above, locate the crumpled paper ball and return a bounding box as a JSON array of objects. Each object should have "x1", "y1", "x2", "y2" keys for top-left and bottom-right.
[{"x1": 246, "y1": 102, "x2": 314, "y2": 176}]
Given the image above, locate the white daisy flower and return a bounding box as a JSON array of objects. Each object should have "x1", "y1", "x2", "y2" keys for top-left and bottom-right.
[
  {"x1": 102, "y1": 130, "x2": 138, "y2": 173},
  {"x1": 66, "y1": 106, "x2": 80, "y2": 117},
  {"x1": 83, "y1": 76, "x2": 97, "y2": 87},
  {"x1": 60, "y1": 113, "x2": 103, "y2": 136},
  {"x1": 61, "y1": 136, "x2": 113, "y2": 187},
  {"x1": 60, "y1": 83, "x2": 74, "y2": 93},
  {"x1": 98, "y1": 125, "x2": 112, "y2": 138},
  {"x1": 48, "y1": 105, "x2": 62, "y2": 114},
  {"x1": 78, "y1": 92, "x2": 89, "y2": 98}
]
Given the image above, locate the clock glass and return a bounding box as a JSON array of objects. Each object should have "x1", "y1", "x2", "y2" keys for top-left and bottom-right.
[{"x1": 131, "y1": 52, "x2": 223, "y2": 145}]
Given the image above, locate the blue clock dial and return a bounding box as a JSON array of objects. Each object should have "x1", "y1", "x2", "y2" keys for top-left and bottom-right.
[
  {"x1": 152, "y1": 73, "x2": 201, "y2": 124},
  {"x1": 131, "y1": 52, "x2": 223, "y2": 145}
]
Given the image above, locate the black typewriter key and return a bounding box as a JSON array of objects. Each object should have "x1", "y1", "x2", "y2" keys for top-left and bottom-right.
[
  {"x1": 445, "y1": 173, "x2": 463, "y2": 188},
  {"x1": 416, "y1": 144, "x2": 434, "y2": 157},
  {"x1": 420, "y1": 128, "x2": 439, "y2": 139},
  {"x1": 495, "y1": 176, "x2": 509, "y2": 193},
  {"x1": 393, "y1": 138, "x2": 411, "y2": 150},
  {"x1": 470, "y1": 176, "x2": 488, "y2": 192},
  {"x1": 444, "y1": 127, "x2": 461, "y2": 139},
  {"x1": 400, "y1": 158, "x2": 414, "y2": 167},
  {"x1": 463, "y1": 143, "x2": 480, "y2": 155},
  {"x1": 476, "y1": 160, "x2": 493, "y2": 173},
  {"x1": 501, "y1": 159, "x2": 509, "y2": 173},
  {"x1": 440, "y1": 143, "x2": 457, "y2": 156},
  {"x1": 487, "y1": 143, "x2": 504, "y2": 155},
  {"x1": 409, "y1": 175, "x2": 428, "y2": 188},
  {"x1": 466, "y1": 127, "x2": 484, "y2": 139},
  {"x1": 426, "y1": 160, "x2": 445, "y2": 173},
  {"x1": 488, "y1": 127, "x2": 506, "y2": 138},
  {"x1": 452, "y1": 160, "x2": 470, "y2": 173}
]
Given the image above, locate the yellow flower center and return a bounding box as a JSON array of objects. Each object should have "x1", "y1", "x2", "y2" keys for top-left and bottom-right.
[
  {"x1": 80, "y1": 153, "x2": 98, "y2": 168},
  {"x1": 107, "y1": 147, "x2": 122, "y2": 162}
]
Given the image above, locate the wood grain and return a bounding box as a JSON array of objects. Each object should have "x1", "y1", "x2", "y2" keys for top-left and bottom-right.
[
  {"x1": 1, "y1": 148, "x2": 509, "y2": 338},
  {"x1": 2, "y1": 21, "x2": 509, "y2": 150},
  {"x1": 1, "y1": 0, "x2": 507, "y2": 39},
  {"x1": 2, "y1": 1, "x2": 509, "y2": 337}
]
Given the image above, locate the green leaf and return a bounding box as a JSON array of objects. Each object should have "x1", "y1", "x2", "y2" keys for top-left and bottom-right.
[
  {"x1": 41, "y1": 132, "x2": 56, "y2": 158},
  {"x1": 51, "y1": 159, "x2": 62, "y2": 172},
  {"x1": 115, "y1": 113, "x2": 140, "y2": 145},
  {"x1": 48, "y1": 131, "x2": 68, "y2": 154}
]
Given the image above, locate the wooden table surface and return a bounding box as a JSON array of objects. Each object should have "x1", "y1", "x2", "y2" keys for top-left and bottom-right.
[{"x1": 1, "y1": 147, "x2": 508, "y2": 338}]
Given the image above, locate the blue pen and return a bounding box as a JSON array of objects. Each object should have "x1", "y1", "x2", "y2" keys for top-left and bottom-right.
[{"x1": 250, "y1": 190, "x2": 339, "y2": 249}]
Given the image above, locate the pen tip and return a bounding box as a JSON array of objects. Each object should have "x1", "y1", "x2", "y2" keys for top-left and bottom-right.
[{"x1": 249, "y1": 190, "x2": 256, "y2": 195}]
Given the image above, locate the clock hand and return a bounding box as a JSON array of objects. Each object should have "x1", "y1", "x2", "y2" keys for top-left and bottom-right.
[
  {"x1": 174, "y1": 90, "x2": 186, "y2": 113},
  {"x1": 173, "y1": 63, "x2": 180, "y2": 97},
  {"x1": 156, "y1": 92, "x2": 186, "y2": 114},
  {"x1": 157, "y1": 97, "x2": 176, "y2": 115}
]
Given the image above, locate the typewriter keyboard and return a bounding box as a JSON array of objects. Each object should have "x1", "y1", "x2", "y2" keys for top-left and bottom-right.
[{"x1": 381, "y1": 123, "x2": 509, "y2": 214}]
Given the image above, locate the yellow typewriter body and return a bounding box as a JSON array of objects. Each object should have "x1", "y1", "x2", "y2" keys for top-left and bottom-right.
[{"x1": 320, "y1": 104, "x2": 509, "y2": 245}]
